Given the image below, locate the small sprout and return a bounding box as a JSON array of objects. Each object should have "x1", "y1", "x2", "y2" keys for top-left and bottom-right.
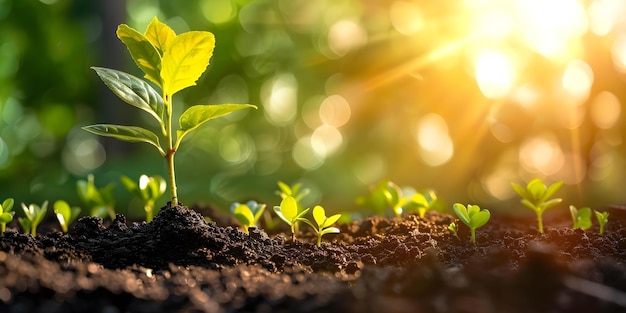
[
  {"x1": 301, "y1": 205, "x2": 341, "y2": 247},
  {"x1": 511, "y1": 178, "x2": 563, "y2": 233},
  {"x1": 453, "y1": 203, "x2": 490, "y2": 244},
  {"x1": 53, "y1": 200, "x2": 81, "y2": 233},
  {"x1": 121, "y1": 174, "x2": 167, "y2": 222},
  {"x1": 569, "y1": 205, "x2": 592, "y2": 230},
  {"x1": 19, "y1": 201, "x2": 48, "y2": 236},
  {"x1": 594, "y1": 210, "x2": 609, "y2": 236},
  {"x1": 0, "y1": 198, "x2": 15, "y2": 234},
  {"x1": 276, "y1": 181, "x2": 310, "y2": 233},
  {"x1": 77, "y1": 174, "x2": 116, "y2": 219},
  {"x1": 382, "y1": 182, "x2": 409, "y2": 218},
  {"x1": 273, "y1": 196, "x2": 310, "y2": 241},
  {"x1": 409, "y1": 190, "x2": 439, "y2": 218},
  {"x1": 355, "y1": 180, "x2": 395, "y2": 216},
  {"x1": 230, "y1": 200, "x2": 266, "y2": 234},
  {"x1": 448, "y1": 222, "x2": 460, "y2": 241}
]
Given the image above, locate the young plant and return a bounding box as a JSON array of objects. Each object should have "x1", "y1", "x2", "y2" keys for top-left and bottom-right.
[
  {"x1": 0, "y1": 198, "x2": 15, "y2": 234},
  {"x1": 448, "y1": 222, "x2": 460, "y2": 241},
  {"x1": 273, "y1": 196, "x2": 310, "y2": 241},
  {"x1": 301, "y1": 205, "x2": 341, "y2": 247},
  {"x1": 453, "y1": 203, "x2": 491, "y2": 244},
  {"x1": 383, "y1": 181, "x2": 409, "y2": 218},
  {"x1": 53, "y1": 200, "x2": 81, "y2": 233},
  {"x1": 407, "y1": 190, "x2": 439, "y2": 218},
  {"x1": 569, "y1": 205, "x2": 592, "y2": 230},
  {"x1": 77, "y1": 174, "x2": 116, "y2": 219},
  {"x1": 511, "y1": 178, "x2": 563, "y2": 233},
  {"x1": 121, "y1": 174, "x2": 166, "y2": 222},
  {"x1": 82, "y1": 17, "x2": 256, "y2": 206},
  {"x1": 19, "y1": 201, "x2": 48, "y2": 236},
  {"x1": 594, "y1": 210, "x2": 609, "y2": 236},
  {"x1": 230, "y1": 200, "x2": 266, "y2": 234},
  {"x1": 276, "y1": 181, "x2": 311, "y2": 233}
]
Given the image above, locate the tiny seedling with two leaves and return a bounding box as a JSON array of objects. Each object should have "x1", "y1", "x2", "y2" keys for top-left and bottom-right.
[
  {"x1": 453, "y1": 203, "x2": 490, "y2": 244},
  {"x1": 301, "y1": 205, "x2": 341, "y2": 247},
  {"x1": 230, "y1": 200, "x2": 266, "y2": 234},
  {"x1": 53, "y1": 200, "x2": 81, "y2": 233},
  {"x1": 447, "y1": 222, "x2": 460, "y2": 241},
  {"x1": 0, "y1": 198, "x2": 15, "y2": 234},
  {"x1": 594, "y1": 210, "x2": 609, "y2": 236},
  {"x1": 19, "y1": 201, "x2": 48, "y2": 236},
  {"x1": 273, "y1": 196, "x2": 310, "y2": 241},
  {"x1": 511, "y1": 178, "x2": 563, "y2": 233},
  {"x1": 77, "y1": 174, "x2": 116, "y2": 219},
  {"x1": 276, "y1": 181, "x2": 311, "y2": 233},
  {"x1": 121, "y1": 174, "x2": 166, "y2": 222},
  {"x1": 83, "y1": 17, "x2": 256, "y2": 206}
]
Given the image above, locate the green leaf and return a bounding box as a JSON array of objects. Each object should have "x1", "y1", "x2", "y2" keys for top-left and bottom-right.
[
  {"x1": 312, "y1": 206, "x2": 325, "y2": 227},
  {"x1": 511, "y1": 183, "x2": 528, "y2": 199},
  {"x1": 82, "y1": 124, "x2": 165, "y2": 156},
  {"x1": 324, "y1": 214, "x2": 341, "y2": 228},
  {"x1": 520, "y1": 199, "x2": 537, "y2": 211},
  {"x1": 233, "y1": 204, "x2": 254, "y2": 227},
  {"x1": 319, "y1": 227, "x2": 340, "y2": 236},
  {"x1": 542, "y1": 181, "x2": 563, "y2": 201},
  {"x1": 116, "y1": 24, "x2": 162, "y2": 87},
  {"x1": 176, "y1": 104, "x2": 257, "y2": 147},
  {"x1": 0, "y1": 212, "x2": 13, "y2": 223},
  {"x1": 279, "y1": 197, "x2": 298, "y2": 222},
  {"x1": 469, "y1": 208, "x2": 490, "y2": 229},
  {"x1": 144, "y1": 16, "x2": 176, "y2": 56},
  {"x1": 453, "y1": 203, "x2": 470, "y2": 226},
  {"x1": 160, "y1": 31, "x2": 215, "y2": 96},
  {"x1": 120, "y1": 175, "x2": 139, "y2": 196},
  {"x1": 527, "y1": 179, "x2": 545, "y2": 201},
  {"x1": 542, "y1": 198, "x2": 562, "y2": 209},
  {"x1": 1, "y1": 198, "x2": 14, "y2": 213},
  {"x1": 91, "y1": 67, "x2": 165, "y2": 125}
]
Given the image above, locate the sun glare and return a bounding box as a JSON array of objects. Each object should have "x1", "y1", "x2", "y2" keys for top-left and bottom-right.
[{"x1": 473, "y1": 49, "x2": 516, "y2": 99}]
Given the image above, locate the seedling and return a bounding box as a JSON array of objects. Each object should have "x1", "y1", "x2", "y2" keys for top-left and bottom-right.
[
  {"x1": 273, "y1": 196, "x2": 310, "y2": 241},
  {"x1": 453, "y1": 203, "x2": 490, "y2": 244},
  {"x1": 301, "y1": 205, "x2": 341, "y2": 247},
  {"x1": 569, "y1": 205, "x2": 592, "y2": 230},
  {"x1": 594, "y1": 210, "x2": 609, "y2": 236},
  {"x1": 82, "y1": 17, "x2": 256, "y2": 206},
  {"x1": 53, "y1": 200, "x2": 81, "y2": 233},
  {"x1": 355, "y1": 180, "x2": 399, "y2": 216},
  {"x1": 19, "y1": 201, "x2": 48, "y2": 236},
  {"x1": 383, "y1": 181, "x2": 409, "y2": 217},
  {"x1": 448, "y1": 222, "x2": 460, "y2": 241},
  {"x1": 121, "y1": 174, "x2": 166, "y2": 222},
  {"x1": 230, "y1": 200, "x2": 266, "y2": 234},
  {"x1": 407, "y1": 190, "x2": 439, "y2": 218},
  {"x1": 0, "y1": 198, "x2": 15, "y2": 234},
  {"x1": 511, "y1": 178, "x2": 563, "y2": 233},
  {"x1": 276, "y1": 181, "x2": 311, "y2": 233},
  {"x1": 77, "y1": 174, "x2": 116, "y2": 219}
]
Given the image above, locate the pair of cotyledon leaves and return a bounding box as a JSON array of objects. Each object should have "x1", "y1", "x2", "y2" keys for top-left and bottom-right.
[{"x1": 83, "y1": 17, "x2": 255, "y2": 156}]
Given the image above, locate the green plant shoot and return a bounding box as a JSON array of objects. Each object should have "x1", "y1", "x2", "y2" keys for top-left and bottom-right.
[
  {"x1": 408, "y1": 190, "x2": 438, "y2": 218},
  {"x1": 230, "y1": 200, "x2": 266, "y2": 234},
  {"x1": 511, "y1": 178, "x2": 563, "y2": 233},
  {"x1": 19, "y1": 201, "x2": 48, "y2": 236},
  {"x1": 569, "y1": 205, "x2": 592, "y2": 230},
  {"x1": 383, "y1": 181, "x2": 409, "y2": 217},
  {"x1": 82, "y1": 17, "x2": 256, "y2": 206},
  {"x1": 301, "y1": 205, "x2": 341, "y2": 247},
  {"x1": 453, "y1": 203, "x2": 490, "y2": 244},
  {"x1": 121, "y1": 174, "x2": 166, "y2": 222},
  {"x1": 448, "y1": 222, "x2": 460, "y2": 241},
  {"x1": 0, "y1": 198, "x2": 15, "y2": 234},
  {"x1": 53, "y1": 200, "x2": 81, "y2": 233},
  {"x1": 273, "y1": 196, "x2": 310, "y2": 241},
  {"x1": 77, "y1": 174, "x2": 116, "y2": 219},
  {"x1": 276, "y1": 181, "x2": 311, "y2": 233},
  {"x1": 594, "y1": 210, "x2": 609, "y2": 236}
]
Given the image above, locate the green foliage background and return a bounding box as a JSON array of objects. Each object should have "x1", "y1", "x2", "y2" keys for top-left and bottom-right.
[{"x1": 1, "y1": 0, "x2": 625, "y2": 219}]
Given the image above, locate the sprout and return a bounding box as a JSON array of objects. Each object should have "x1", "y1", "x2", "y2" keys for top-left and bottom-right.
[
  {"x1": 230, "y1": 200, "x2": 266, "y2": 234},
  {"x1": 77, "y1": 174, "x2": 116, "y2": 219},
  {"x1": 408, "y1": 190, "x2": 439, "y2": 218},
  {"x1": 301, "y1": 205, "x2": 341, "y2": 247},
  {"x1": 453, "y1": 203, "x2": 491, "y2": 244},
  {"x1": 19, "y1": 201, "x2": 48, "y2": 236},
  {"x1": 448, "y1": 222, "x2": 460, "y2": 241},
  {"x1": 511, "y1": 178, "x2": 563, "y2": 233},
  {"x1": 82, "y1": 17, "x2": 256, "y2": 206},
  {"x1": 0, "y1": 198, "x2": 15, "y2": 235},
  {"x1": 276, "y1": 181, "x2": 310, "y2": 234},
  {"x1": 273, "y1": 196, "x2": 310, "y2": 241},
  {"x1": 53, "y1": 200, "x2": 81, "y2": 233},
  {"x1": 121, "y1": 174, "x2": 166, "y2": 222},
  {"x1": 594, "y1": 210, "x2": 609, "y2": 236},
  {"x1": 569, "y1": 205, "x2": 592, "y2": 230}
]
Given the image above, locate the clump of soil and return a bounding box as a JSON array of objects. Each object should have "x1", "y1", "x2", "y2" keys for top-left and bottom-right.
[{"x1": 0, "y1": 203, "x2": 624, "y2": 312}]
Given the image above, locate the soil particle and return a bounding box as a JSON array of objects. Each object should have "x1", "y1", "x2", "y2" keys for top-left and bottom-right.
[{"x1": 0, "y1": 203, "x2": 624, "y2": 312}]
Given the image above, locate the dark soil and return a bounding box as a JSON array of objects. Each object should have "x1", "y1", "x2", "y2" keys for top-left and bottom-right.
[{"x1": 0, "y1": 203, "x2": 625, "y2": 313}]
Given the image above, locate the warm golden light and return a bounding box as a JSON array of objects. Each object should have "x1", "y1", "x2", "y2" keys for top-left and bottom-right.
[
  {"x1": 389, "y1": 1, "x2": 424, "y2": 36},
  {"x1": 590, "y1": 91, "x2": 621, "y2": 129},
  {"x1": 415, "y1": 114, "x2": 454, "y2": 166},
  {"x1": 474, "y1": 50, "x2": 516, "y2": 99},
  {"x1": 561, "y1": 59, "x2": 594, "y2": 103}
]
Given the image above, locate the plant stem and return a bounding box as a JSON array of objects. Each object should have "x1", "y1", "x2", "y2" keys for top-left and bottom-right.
[
  {"x1": 470, "y1": 228, "x2": 476, "y2": 244},
  {"x1": 145, "y1": 204, "x2": 153, "y2": 223},
  {"x1": 1, "y1": 223, "x2": 5, "y2": 234},
  {"x1": 536, "y1": 210, "x2": 544, "y2": 233},
  {"x1": 316, "y1": 235, "x2": 321, "y2": 247},
  {"x1": 164, "y1": 93, "x2": 178, "y2": 206}
]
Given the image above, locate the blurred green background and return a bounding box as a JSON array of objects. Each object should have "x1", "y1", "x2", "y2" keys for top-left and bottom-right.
[{"x1": 1, "y1": 0, "x2": 626, "y2": 219}]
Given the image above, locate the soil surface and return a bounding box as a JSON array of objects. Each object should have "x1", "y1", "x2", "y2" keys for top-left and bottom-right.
[{"x1": 0, "y1": 203, "x2": 625, "y2": 313}]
